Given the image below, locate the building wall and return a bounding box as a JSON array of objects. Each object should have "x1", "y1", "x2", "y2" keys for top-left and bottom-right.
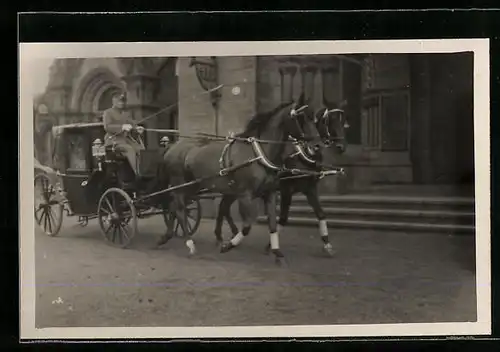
[
  {"x1": 409, "y1": 53, "x2": 474, "y2": 185},
  {"x1": 429, "y1": 53, "x2": 474, "y2": 184},
  {"x1": 218, "y1": 56, "x2": 257, "y2": 134},
  {"x1": 35, "y1": 54, "x2": 475, "y2": 191},
  {"x1": 177, "y1": 56, "x2": 257, "y2": 136},
  {"x1": 177, "y1": 57, "x2": 217, "y2": 135}
]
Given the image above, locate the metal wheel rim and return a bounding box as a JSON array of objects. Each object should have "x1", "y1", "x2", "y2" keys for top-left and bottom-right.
[
  {"x1": 98, "y1": 188, "x2": 137, "y2": 248},
  {"x1": 34, "y1": 174, "x2": 64, "y2": 236}
]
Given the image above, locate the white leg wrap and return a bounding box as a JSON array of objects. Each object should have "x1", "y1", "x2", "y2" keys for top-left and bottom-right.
[
  {"x1": 230, "y1": 232, "x2": 245, "y2": 246},
  {"x1": 186, "y1": 239, "x2": 195, "y2": 251},
  {"x1": 319, "y1": 219, "x2": 328, "y2": 237},
  {"x1": 270, "y1": 232, "x2": 280, "y2": 250}
]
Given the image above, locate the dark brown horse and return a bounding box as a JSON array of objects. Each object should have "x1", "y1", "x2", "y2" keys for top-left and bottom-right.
[
  {"x1": 213, "y1": 99, "x2": 349, "y2": 257},
  {"x1": 156, "y1": 93, "x2": 322, "y2": 264}
]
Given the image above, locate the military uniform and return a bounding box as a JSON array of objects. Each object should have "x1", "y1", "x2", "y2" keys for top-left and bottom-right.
[{"x1": 102, "y1": 95, "x2": 145, "y2": 176}]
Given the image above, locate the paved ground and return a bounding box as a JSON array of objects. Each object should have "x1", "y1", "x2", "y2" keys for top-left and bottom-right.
[{"x1": 34, "y1": 216, "x2": 477, "y2": 328}]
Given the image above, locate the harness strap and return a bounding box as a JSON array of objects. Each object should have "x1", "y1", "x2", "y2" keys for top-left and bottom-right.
[
  {"x1": 292, "y1": 143, "x2": 317, "y2": 166},
  {"x1": 218, "y1": 136, "x2": 282, "y2": 176},
  {"x1": 219, "y1": 138, "x2": 236, "y2": 176},
  {"x1": 249, "y1": 138, "x2": 282, "y2": 172}
]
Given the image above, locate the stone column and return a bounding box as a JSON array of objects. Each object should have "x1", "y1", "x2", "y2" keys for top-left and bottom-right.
[
  {"x1": 118, "y1": 58, "x2": 161, "y2": 148},
  {"x1": 46, "y1": 59, "x2": 84, "y2": 125},
  {"x1": 301, "y1": 66, "x2": 317, "y2": 105},
  {"x1": 280, "y1": 66, "x2": 296, "y2": 102}
]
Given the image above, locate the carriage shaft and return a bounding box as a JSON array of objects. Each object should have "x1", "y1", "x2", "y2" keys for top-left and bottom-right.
[{"x1": 134, "y1": 179, "x2": 201, "y2": 202}]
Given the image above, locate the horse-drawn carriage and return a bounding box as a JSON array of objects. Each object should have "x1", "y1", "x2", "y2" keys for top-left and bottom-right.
[
  {"x1": 33, "y1": 122, "x2": 202, "y2": 248},
  {"x1": 34, "y1": 93, "x2": 348, "y2": 262}
]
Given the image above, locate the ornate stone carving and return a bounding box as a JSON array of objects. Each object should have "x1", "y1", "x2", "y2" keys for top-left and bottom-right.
[
  {"x1": 116, "y1": 58, "x2": 161, "y2": 106},
  {"x1": 189, "y1": 57, "x2": 221, "y2": 108},
  {"x1": 47, "y1": 58, "x2": 84, "y2": 89},
  {"x1": 362, "y1": 55, "x2": 376, "y2": 90},
  {"x1": 116, "y1": 57, "x2": 158, "y2": 77}
]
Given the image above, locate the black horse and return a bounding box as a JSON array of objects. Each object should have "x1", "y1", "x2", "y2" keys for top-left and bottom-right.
[
  {"x1": 213, "y1": 98, "x2": 349, "y2": 257},
  {"x1": 156, "y1": 93, "x2": 322, "y2": 265}
]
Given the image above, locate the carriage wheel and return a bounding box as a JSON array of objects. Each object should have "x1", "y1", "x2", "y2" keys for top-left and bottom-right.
[
  {"x1": 162, "y1": 198, "x2": 202, "y2": 237},
  {"x1": 97, "y1": 188, "x2": 138, "y2": 249},
  {"x1": 34, "y1": 173, "x2": 64, "y2": 236}
]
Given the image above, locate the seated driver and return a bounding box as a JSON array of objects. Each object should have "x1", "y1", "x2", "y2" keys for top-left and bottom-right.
[{"x1": 103, "y1": 93, "x2": 145, "y2": 177}]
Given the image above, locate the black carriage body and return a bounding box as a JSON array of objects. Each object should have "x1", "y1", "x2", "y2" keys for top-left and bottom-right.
[{"x1": 52, "y1": 122, "x2": 110, "y2": 215}]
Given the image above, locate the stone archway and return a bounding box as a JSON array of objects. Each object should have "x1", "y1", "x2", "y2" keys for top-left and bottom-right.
[
  {"x1": 72, "y1": 67, "x2": 124, "y2": 117},
  {"x1": 96, "y1": 87, "x2": 120, "y2": 111}
]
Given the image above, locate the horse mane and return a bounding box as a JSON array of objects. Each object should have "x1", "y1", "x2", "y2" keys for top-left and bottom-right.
[{"x1": 237, "y1": 101, "x2": 294, "y2": 138}]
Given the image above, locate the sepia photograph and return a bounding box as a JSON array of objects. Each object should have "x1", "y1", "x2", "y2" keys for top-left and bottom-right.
[{"x1": 19, "y1": 40, "x2": 490, "y2": 339}]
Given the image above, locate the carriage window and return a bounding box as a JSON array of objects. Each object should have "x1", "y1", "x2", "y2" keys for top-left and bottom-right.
[{"x1": 68, "y1": 134, "x2": 88, "y2": 170}]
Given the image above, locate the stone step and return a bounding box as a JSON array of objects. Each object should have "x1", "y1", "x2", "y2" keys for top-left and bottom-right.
[
  {"x1": 276, "y1": 205, "x2": 475, "y2": 226},
  {"x1": 279, "y1": 194, "x2": 475, "y2": 212},
  {"x1": 256, "y1": 216, "x2": 475, "y2": 235}
]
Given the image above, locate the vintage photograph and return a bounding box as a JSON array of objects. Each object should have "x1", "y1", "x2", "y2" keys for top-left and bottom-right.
[{"x1": 20, "y1": 40, "x2": 490, "y2": 339}]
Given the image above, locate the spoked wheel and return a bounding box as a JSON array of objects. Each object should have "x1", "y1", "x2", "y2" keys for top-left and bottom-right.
[
  {"x1": 97, "y1": 188, "x2": 138, "y2": 248},
  {"x1": 34, "y1": 173, "x2": 64, "y2": 236},
  {"x1": 162, "y1": 198, "x2": 202, "y2": 237}
]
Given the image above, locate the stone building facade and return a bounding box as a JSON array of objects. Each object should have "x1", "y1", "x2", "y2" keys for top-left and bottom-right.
[{"x1": 33, "y1": 53, "x2": 474, "y2": 192}]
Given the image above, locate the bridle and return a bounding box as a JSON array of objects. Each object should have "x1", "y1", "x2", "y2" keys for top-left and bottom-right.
[
  {"x1": 289, "y1": 104, "x2": 310, "y2": 141},
  {"x1": 317, "y1": 107, "x2": 349, "y2": 147}
]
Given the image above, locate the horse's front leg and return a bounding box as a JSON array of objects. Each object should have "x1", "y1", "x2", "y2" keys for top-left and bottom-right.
[
  {"x1": 304, "y1": 185, "x2": 334, "y2": 257},
  {"x1": 220, "y1": 191, "x2": 255, "y2": 253},
  {"x1": 214, "y1": 195, "x2": 239, "y2": 247},
  {"x1": 265, "y1": 186, "x2": 292, "y2": 255},
  {"x1": 172, "y1": 191, "x2": 197, "y2": 257},
  {"x1": 263, "y1": 191, "x2": 286, "y2": 266}
]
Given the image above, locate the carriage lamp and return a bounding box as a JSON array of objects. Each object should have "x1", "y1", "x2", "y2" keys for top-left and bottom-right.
[
  {"x1": 92, "y1": 138, "x2": 105, "y2": 157},
  {"x1": 92, "y1": 138, "x2": 106, "y2": 171}
]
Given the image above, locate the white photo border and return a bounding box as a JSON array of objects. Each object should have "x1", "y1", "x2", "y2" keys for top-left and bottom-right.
[{"x1": 19, "y1": 39, "x2": 491, "y2": 339}]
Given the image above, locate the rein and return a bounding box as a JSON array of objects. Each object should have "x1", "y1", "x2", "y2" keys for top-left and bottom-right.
[{"x1": 107, "y1": 84, "x2": 224, "y2": 140}]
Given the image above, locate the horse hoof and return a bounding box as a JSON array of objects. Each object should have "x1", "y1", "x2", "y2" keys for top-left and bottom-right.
[
  {"x1": 155, "y1": 235, "x2": 172, "y2": 248},
  {"x1": 188, "y1": 250, "x2": 197, "y2": 258},
  {"x1": 215, "y1": 240, "x2": 223, "y2": 248},
  {"x1": 156, "y1": 240, "x2": 166, "y2": 248},
  {"x1": 264, "y1": 244, "x2": 271, "y2": 255},
  {"x1": 220, "y1": 242, "x2": 234, "y2": 253},
  {"x1": 274, "y1": 256, "x2": 287, "y2": 267},
  {"x1": 323, "y1": 244, "x2": 335, "y2": 257}
]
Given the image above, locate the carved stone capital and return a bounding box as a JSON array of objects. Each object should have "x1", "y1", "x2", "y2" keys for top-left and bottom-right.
[
  {"x1": 47, "y1": 58, "x2": 84, "y2": 89},
  {"x1": 279, "y1": 66, "x2": 298, "y2": 76},
  {"x1": 117, "y1": 57, "x2": 158, "y2": 77}
]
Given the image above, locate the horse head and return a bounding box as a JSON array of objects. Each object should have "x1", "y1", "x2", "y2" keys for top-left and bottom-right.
[
  {"x1": 314, "y1": 99, "x2": 349, "y2": 154},
  {"x1": 288, "y1": 93, "x2": 323, "y2": 151}
]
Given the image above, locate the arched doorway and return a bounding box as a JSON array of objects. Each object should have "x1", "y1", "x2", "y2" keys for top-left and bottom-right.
[
  {"x1": 97, "y1": 88, "x2": 118, "y2": 111},
  {"x1": 74, "y1": 68, "x2": 124, "y2": 121}
]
